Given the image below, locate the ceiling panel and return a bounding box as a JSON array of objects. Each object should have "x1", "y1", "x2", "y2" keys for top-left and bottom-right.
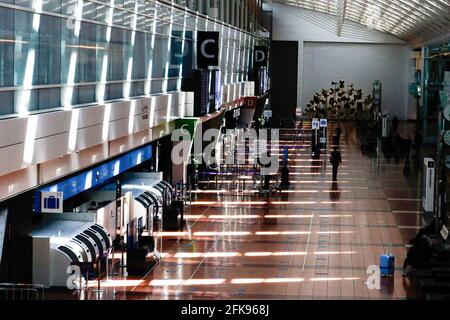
[{"x1": 274, "y1": 0, "x2": 450, "y2": 45}]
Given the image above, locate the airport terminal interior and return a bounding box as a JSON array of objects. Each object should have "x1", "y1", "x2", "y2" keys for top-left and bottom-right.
[{"x1": 0, "y1": 0, "x2": 450, "y2": 302}]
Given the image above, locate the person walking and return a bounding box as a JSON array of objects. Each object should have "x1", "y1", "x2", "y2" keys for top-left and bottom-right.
[{"x1": 330, "y1": 147, "x2": 342, "y2": 181}]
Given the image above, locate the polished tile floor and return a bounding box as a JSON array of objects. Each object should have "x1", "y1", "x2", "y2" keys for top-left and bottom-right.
[{"x1": 53, "y1": 121, "x2": 424, "y2": 300}]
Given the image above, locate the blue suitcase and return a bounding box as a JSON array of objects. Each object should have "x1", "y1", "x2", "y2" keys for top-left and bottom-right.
[{"x1": 380, "y1": 244, "x2": 395, "y2": 276}]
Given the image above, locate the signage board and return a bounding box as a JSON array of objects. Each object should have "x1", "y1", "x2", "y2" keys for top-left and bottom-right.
[
  {"x1": 319, "y1": 119, "x2": 328, "y2": 128},
  {"x1": 254, "y1": 46, "x2": 268, "y2": 69},
  {"x1": 245, "y1": 96, "x2": 258, "y2": 109},
  {"x1": 312, "y1": 119, "x2": 320, "y2": 130},
  {"x1": 197, "y1": 31, "x2": 219, "y2": 69},
  {"x1": 40, "y1": 192, "x2": 64, "y2": 213},
  {"x1": 264, "y1": 110, "x2": 272, "y2": 118}
]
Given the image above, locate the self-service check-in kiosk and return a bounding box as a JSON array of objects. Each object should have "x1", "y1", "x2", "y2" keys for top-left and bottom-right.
[
  {"x1": 121, "y1": 173, "x2": 176, "y2": 275},
  {"x1": 31, "y1": 219, "x2": 112, "y2": 288},
  {"x1": 121, "y1": 173, "x2": 174, "y2": 231}
]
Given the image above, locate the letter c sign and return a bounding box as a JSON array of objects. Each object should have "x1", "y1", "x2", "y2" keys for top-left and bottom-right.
[
  {"x1": 201, "y1": 39, "x2": 216, "y2": 59},
  {"x1": 197, "y1": 31, "x2": 219, "y2": 69}
]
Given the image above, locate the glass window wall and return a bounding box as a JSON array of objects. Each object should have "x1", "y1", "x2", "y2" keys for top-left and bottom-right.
[{"x1": 0, "y1": 0, "x2": 264, "y2": 117}]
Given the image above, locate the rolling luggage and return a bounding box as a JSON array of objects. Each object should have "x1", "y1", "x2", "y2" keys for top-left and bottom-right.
[{"x1": 380, "y1": 244, "x2": 395, "y2": 276}]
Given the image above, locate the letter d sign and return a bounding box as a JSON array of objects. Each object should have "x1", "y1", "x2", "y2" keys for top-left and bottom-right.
[
  {"x1": 254, "y1": 46, "x2": 268, "y2": 69},
  {"x1": 197, "y1": 31, "x2": 219, "y2": 69}
]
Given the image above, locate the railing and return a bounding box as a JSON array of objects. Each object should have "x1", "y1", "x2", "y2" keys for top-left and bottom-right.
[{"x1": 0, "y1": 283, "x2": 45, "y2": 301}]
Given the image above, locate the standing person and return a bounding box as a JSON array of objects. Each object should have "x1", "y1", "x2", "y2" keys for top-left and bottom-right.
[{"x1": 330, "y1": 147, "x2": 342, "y2": 181}]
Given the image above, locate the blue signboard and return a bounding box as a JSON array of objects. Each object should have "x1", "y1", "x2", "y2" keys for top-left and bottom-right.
[{"x1": 35, "y1": 145, "x2": 152, "y2": 213}]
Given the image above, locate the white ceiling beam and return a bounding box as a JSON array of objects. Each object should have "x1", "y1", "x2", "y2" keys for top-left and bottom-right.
[
  {"x1": 336, "y1": 0, "x2": 346, "y2": 36},
  {"x1": 277, "y1": 0, "x2": 450, "y2": 45}
]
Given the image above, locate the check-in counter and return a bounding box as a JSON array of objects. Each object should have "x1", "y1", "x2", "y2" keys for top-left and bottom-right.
[{"x1": 31, "y1": 221, "x2": 112, "y2": 288}]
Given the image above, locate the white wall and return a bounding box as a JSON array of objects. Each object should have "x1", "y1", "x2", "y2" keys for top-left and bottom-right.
[
  {"x1": 272, "y1": 3, "x2": 413, "y2": 120},
  {"x1": 303, "y1": 42, "x2": 410, "y2": 119}
]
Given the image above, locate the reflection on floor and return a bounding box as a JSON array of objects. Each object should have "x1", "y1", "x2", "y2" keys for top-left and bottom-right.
[{"x1": 49, "y1": 121, "x2": 424, "y2": 300}]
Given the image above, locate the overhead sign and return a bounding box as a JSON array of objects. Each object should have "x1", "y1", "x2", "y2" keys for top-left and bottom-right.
[
  {"x1": 312, "y1": 119, "x2": 320, "y2": 130},
  {"x1": 320, "y1": 119, "x2": 328, "y2": 128},
  {"x1": 40, "y1": 192, "x2": 63, "y2": 213},
  {"x1": 444, "y1": 130, "x2": 450, "y2": 146},
  {"x1": 197, "y1": 31, "x2": 219, "y2": 69},
  {"x1": 244, "y1": 96, "x2": 258, "y2": 109},
  {"x1": 254, "y1": 46, "x2": 268, "y2": 69}
]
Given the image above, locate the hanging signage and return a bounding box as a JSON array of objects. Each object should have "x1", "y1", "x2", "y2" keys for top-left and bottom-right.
[
  {"x1": 312, "y1": 119, "x2": 320, "y2": 130},
  {"x1": 197, "y1": 31, "x2": 219, "y2": 69},
  {"x1": 320, "y1": 119, "x2": 328, "y2": 128},
  {"x1": 244, "y1": 96, "x2": 258, "y2": 109},
  {"x1": 254, "y1": 46, "x2": 268, "y2": 69},
  {"x1": 40, "y1": 192, "x2": 64, "y2": 213}
]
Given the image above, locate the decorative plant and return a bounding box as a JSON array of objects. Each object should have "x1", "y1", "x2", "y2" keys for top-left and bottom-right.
[{"x1": 303, "y1": 80, "x2": 373, "y2": 121}]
